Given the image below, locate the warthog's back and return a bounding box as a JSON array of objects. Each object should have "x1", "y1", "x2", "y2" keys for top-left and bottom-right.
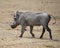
[{"x1": 20, "y1": 12, "x2": 49, "y2": 26}]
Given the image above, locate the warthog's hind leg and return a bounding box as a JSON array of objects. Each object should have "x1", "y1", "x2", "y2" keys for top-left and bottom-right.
[
  {"x1": 40, "y1": 27, "x2": 45, "y2": 39},
  {"x1": 30, "y1": 26, "x2": 35, "y2": 38},
  {"x1": 46, "y1": 26, "x2": 52, "y2": 40}
]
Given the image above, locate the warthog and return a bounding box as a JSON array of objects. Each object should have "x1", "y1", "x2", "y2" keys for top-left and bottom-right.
[{"x1": 11, "y1": 11, "x2": 56, "y2": 40}]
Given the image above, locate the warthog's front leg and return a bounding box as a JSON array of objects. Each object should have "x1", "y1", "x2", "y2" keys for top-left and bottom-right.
[{"x1": 19, "y1": 25, "x2": 26, "y2": 37}]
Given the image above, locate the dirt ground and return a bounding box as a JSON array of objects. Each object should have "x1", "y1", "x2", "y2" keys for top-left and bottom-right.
[{"x1": 0, "y1": 0, "x2": 60, "y2": 48}]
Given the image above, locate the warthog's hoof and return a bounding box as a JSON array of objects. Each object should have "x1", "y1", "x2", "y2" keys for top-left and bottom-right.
[
  {"x1": 19, "y1": 35, "x2": 22, "y2": 38},
  {"x1": 32, "y1": 34, "x2": 35, "y2": 38},
  {"x1": 50, "y1": 38, "x2": 52, "y2": 40},
  {"x1": 40, "y1": 36, "x2": 43, "y2": 39},
  {"x1": 24, "y1": 29, "x2": 27, "y2": 31}
]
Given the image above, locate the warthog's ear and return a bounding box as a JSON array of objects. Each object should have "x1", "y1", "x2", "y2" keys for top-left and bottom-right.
[
  {"x1": 16, "y1": 11, "x2": 23, "y2": 14},
  {"x1": 16, "y1": 11, "x2": 20, "y2": 17}
]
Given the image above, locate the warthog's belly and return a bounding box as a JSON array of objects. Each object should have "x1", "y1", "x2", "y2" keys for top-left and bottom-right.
[{"x1": 26, "y1": 19, "x2": 41, "y2": 26}]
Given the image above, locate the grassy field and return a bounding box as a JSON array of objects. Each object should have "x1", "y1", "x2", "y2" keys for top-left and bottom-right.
[{"x1": 0, "y1": 0, "x2": 60, "y2": 48}]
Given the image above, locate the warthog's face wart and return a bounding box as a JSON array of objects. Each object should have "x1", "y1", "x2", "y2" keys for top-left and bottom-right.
[
  {"x1": 11, "y1": 23, "x2": 17, "y2": 29},
  {"x1": 11, "y1": 21, "x2": 18, "y2": 29},
  {"x1": 11, "y1": 12, "x2": 20, "y2": 29}
]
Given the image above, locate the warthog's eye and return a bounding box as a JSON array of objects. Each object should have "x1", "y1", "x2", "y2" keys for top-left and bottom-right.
[
  {"x1": 14, "y1": 13, "x2": 19, "y2": 21},
  {"x1": 14, "y1": 15, "x2": 17, "y2": 21},
  {"x1": 16, "y1": 14, "x2": 19, "y2": 18}
]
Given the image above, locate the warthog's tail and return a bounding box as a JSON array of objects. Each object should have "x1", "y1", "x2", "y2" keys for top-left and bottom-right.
[{"x1": 51, "y1": 15, "x2": 56, "y2": 25}]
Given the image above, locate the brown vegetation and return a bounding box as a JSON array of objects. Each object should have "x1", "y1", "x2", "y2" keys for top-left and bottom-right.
[{"x1": 0, "y1": 0, "x2": 60, "y2": 48}]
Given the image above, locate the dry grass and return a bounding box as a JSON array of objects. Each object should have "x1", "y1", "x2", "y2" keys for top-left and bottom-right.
[{"x1": 0, "y1": 0, "x2": 60, "y2": 48}]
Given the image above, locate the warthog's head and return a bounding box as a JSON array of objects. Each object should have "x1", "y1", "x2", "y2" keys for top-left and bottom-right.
[{"x1": 11, "y1": 11, "x2": 21, "y2": 29}]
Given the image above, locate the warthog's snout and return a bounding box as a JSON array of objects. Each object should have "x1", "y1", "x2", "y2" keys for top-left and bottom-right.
[
  {"x1": 10, "y1": 22, "x2": 17, "y2": 29},
  {"x1": 11, "y1": 25, "x2": 16, "y2": 29}
]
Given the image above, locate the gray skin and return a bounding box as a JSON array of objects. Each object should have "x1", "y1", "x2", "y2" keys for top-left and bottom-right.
[{"x1": 11, "y1": 11, "x2": 52, "y2": 39}]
